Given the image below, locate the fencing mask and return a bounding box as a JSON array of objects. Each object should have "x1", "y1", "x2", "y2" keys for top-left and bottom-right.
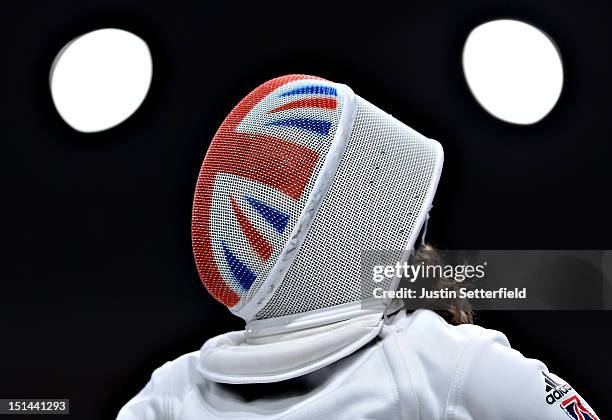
[{"x1": 192, "y1": 74, "x2": 443, "y2": 339}]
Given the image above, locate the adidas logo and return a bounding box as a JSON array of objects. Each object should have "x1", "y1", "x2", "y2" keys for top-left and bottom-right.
[
  {"x1": 542, "y1": 371, "x2": 573, "y2": 404},
  {"x1": 543, "y1": 371, "x2": 562, "y2": 392}
]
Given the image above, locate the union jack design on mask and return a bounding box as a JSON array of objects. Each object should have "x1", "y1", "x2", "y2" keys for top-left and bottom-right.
[{"x1": 192, "y1": 75, "x2": 343, "y2": 308}]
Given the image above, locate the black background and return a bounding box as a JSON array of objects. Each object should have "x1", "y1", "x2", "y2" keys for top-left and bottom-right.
[{"x1": 1, "y1": 1, "x2": 611, "y2": 419}]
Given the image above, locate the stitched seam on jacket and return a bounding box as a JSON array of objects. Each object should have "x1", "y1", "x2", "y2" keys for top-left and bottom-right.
[
  {"x1": 380, "y1": 338, "x2": 402, "y2": 420},
  {"x1": 386, "y1": 334, "x2": 421, "y2": 420},
  {"x1": 166, "y1": 374, "x2": 173, "y2": 420},
  {"x1": 444, "y1": 329, "x2": 486, "y2": 420}
]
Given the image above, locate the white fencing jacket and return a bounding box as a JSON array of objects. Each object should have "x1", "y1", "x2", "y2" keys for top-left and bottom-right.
[{"x1": 117, "y1": 309, "x2": 598, "y2": 419}]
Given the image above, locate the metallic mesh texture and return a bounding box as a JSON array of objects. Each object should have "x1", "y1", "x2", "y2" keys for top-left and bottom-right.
[
  {"x1": 255, "y1": 96, "x2": 440, "y2": 319},
  {"x1": 192, "y1": 75, "x2": 345, "y2": 308}
]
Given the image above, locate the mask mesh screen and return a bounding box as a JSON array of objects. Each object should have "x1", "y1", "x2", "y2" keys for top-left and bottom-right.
[{"x1": 255, "y1": 97, "x2": 440, "y2": 319}]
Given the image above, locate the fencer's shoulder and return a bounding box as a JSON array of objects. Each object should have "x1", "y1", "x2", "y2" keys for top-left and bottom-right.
[
  {"x1": 390, "y1": 310, "x2": 518, "y2": 418},
  {"x1": 398, "y1": 309, "x2": 509, "y2": 352},
  {"x1": 392, "y1": 310, "x2": 596, "y2": 419},
  {"x1": 144, "y1": 350, "x2": 203, "y2": 396},
  {"x1": 392, "y1": 309, "x2": 512, "y2": 389},
  {"x1": 116, "y1": 351, "x2": 203, "y2": 420},
  {"x1": 399, "y1": 309, "x2": 519, "y2": 383}
]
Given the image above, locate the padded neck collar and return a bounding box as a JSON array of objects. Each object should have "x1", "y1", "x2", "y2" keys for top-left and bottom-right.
[{"x1": 197, "y1": 311, "x2": 384, "y2": 384}]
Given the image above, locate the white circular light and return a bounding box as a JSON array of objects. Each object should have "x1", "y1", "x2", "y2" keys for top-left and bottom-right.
[
  {"x1": 50, "y1": 28, "x2": 152, "y2": 133},
  {"x1": 462, "y1": 19, "x2": 563, "y2": 125}
]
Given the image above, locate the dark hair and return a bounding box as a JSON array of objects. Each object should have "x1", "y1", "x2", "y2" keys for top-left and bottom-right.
[{"x1": 411, "y1": 243, "x2": 474, "y2": 325}]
